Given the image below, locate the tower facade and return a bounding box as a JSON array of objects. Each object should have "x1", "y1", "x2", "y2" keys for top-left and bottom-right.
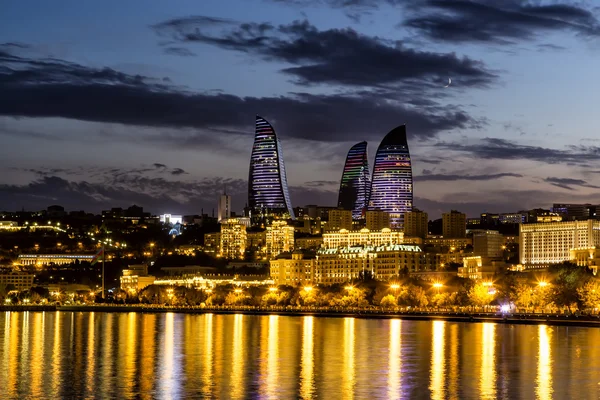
[
  {"x1": 217, "y1": 192, "x2": 231, "y2": 222},
  {"x1": 337, "y1": 141, "x2": 371, "y2": 219},
  {"x1": 369, "y1": 125, "x2": 413, "y2": 229},
  {"x1": 248, "y1": 116, "x2": 295, "y2": 219}
]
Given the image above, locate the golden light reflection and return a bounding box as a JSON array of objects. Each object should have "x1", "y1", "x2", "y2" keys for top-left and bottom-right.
[
  {"x1": 139, "y1": 314, "x2": 156, "y2": 396},
  {"x1": 342, "y1": 317, "x2": 356, "y2": 400},
  {"x1": 201, "y1": 314, "x2": 214, "y2": 397},
  {"x1": 159, "y1": 312, "x2": 176, "y2": 399},
  {"x1": 536, "y1": 325, "x2": 553, "y2": 399},
  {"x1": 448, "y1": 324, "x2": 459, "y2": 399},
  {"x1": 388, "y1": 319, "x2": 401, "y2": 399},
  {"x1": 101, "y1": 313, "x2": 114, "y2": 398},
  {"x1": 300, "y1": 316, "x2": 314, "y2": 400},
  {"x1": 429, "y1": 320, "x2": 446, "y2": 400},
  {"x1": 30, "y1": 312, "x2": 44, "y2": 397},
  {"x1": 230, "y1": 314, "x2": 244, "y2": 400},
  {"x1": 7, "y1": 312, "x2": 19, "y2": 397},
  {"x1": 265, "y1": 315, "x2": 279, "y2": 399},
  {"x1": 51, "y1": 312, "x2": 61, "y2": 396},
  {"x1": 124, "y1": 313, "x2": 137, "y2": 397},
  {"x1": 480, "y1": 323, "x2": 496, "y2": 399},
  {"x1": 86, "y1": 313, "x2": 96, "y2": 395}
]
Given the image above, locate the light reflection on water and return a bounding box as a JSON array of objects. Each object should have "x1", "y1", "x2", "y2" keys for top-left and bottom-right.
[{"x1": 0, "y1": 312, "x2": 598, "y2": 399}]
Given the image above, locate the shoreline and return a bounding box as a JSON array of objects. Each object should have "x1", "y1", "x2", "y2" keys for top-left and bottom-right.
[{"x1": 2, "y1": 304, "x2": 600, "y2": 327}]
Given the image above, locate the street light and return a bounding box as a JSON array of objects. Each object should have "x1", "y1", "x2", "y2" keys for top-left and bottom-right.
[
  {"x1": 234, "y1": 288, "x2": 243, "y2": 294},
  {"x1": 304, "y1": 286, "x2": 313, "y2": 293},
  {"x1": 538, "y1": 281, "x2": 549, "y2": 288},
  {"x1": 269, "y1": 287, "x2": 278, "y2": 292},
  {"x1": 345, "y1": 285, "x2": 354, "y2": 291},
  {"x1": 390, "y1": 284, "x2": 400, "y2": 290}
]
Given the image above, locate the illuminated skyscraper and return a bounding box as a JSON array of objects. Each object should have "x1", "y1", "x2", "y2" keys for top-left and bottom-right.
[
  {"x1": 248, "y1": 116, "x2": 295, "y2": 219},
  {"x1": 369, "y1": 125, "x2": 413, "y2": 228},
  {"x1": 337, "y1": 141, "x2": 371, "y2": 219}
]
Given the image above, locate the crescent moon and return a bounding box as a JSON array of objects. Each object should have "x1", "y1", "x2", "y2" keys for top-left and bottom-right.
[{"x1": 444, "y1": 78, "x2": 452, "y2": 88}]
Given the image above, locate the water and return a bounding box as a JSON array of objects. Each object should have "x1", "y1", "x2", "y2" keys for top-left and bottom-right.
[{"x1": 1, "y1": 312, "x2": 599, "y2": 399}]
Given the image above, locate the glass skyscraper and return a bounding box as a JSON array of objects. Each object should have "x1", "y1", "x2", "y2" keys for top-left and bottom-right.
[
  {"x1": 248, "y1": 116, "x2": 295, "y2": 219},
  {"x1": 369, "y1": 125, "x2": 413, "y2": 228},
  {"x1": 337, "y1": 141, "x2": 371, "y2": 219}
]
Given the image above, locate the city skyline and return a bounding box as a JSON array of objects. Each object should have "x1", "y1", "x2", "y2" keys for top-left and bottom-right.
[
  {"x1": 2, "y1": 1, "x2": 600, "y2": 218},
  {"x1": 337, "y1": 141, "x2": 370, "y2": 219}
]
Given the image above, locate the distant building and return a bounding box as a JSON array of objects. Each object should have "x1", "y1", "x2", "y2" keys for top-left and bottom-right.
[
  {"x1": 442, "y1": 210, "x2": 466, "y2": 238},
  {"x1": 17, "y1": 254, "x2": 96, "y2": 267},
  {"x1": 404, "y1": 209, "x2": 428, "y2": 239},
  {"x1": 270, "y1": 250, "x2": 315, "y2": 286},
  {"x1": 365, "y1": 210, "x2": 390, "y2": 231},
  {"x1": 217, "y1": 192, "x2": 232, "y2": 222},
  {"x1": 295, "y1": 236, "x2": 324, "y2": 250},
  {"x1": 204, "y1": 232, "x2": 221, "y2": 254},
  {"x1": 520, "y1": 220, "x2": 600, "y2": 267},
  {"x1": 322, "y1": 228, "x2": 403, "y2": 249},
  {"x1": 327, "y1": 209, "x2": 353, "y2": 231},
  {"x1": 219, "y1": 219, "x2": 248, "y2": 259},
  {"x1": 0, "y1": 271, "x2": 35, "y2": 291},
  {"x1": 473, "y1": 230, "x2": 504, "y2": 259},
  {"x1": 120, "y1": 264, "x2": 155, "y2": 293},
  {"x1": 159, "y1": 214, "x2": 182, "y2": 225},
  {"x1": 498, "y1": 213, "x2": 527, "y2": 224},
  {"x1": 265, "y1": 221, "x2": 295, "y2": 259},
  {"x1": 424, "y1": 236, "x2": 472, "y2": 249}
]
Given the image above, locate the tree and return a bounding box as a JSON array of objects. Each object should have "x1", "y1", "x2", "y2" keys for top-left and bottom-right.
[
  {"x1": 379, "y1": 294, "x2": 397, "y2": 308},
  {"x1": 468, "y1": 282, "x2": 496, "y2": 307},
  {"x1": 577, "y1": 280, "x2": 600, "y2": 310},
  {"x1": 550, "y1": 262, "x2": 592, "y2": 308},
  {"x1": 398, "y1": 285, "x2": 428, "y2": 307},
  {"x1": 513, "y1": 283, "x2": 534, "y2": 309}
]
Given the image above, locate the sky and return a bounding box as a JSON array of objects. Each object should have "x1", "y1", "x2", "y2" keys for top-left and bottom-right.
[{"x1": 1, "y1": 0, "x2": 600, "y2": 218}]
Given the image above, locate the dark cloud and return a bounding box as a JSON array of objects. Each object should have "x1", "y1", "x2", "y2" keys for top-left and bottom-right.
[
  {"x1": 435, "y1": 137, "x2": 600, "y2": 165},
  {"x1": 402, "y1": 1, "x2": 600, "y2": 45},
  {"x1": 152, "y1": 17, "x2": 496, "y2": 89},
  {"x1": 0, "y1": 48, "x2": 478, "y2": 143},
  {"x1": 414, "y1": 172, "x2": 522, "y2": 182},
  {"x1": 303, "y1": 180, "x2": 339, "y2": 187},
  {"x1": 153, "y1": 163, "x2": 167, "y2": 169},
  {"x1": 171, "y1": 168, "x2": 188, "y2": 175},
  {"x1": 164, "y1": 47, "x2": 196, "y2": 56},
  {"x1": 544, "y1": 176, "x2": 600, "y2": 190}
]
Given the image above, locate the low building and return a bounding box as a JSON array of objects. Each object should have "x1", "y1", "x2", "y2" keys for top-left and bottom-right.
[
  {"x1": 295, "y1": 236, "x2": 323, "y2": 250},
  {"x1": 17, "y1": 254, "x2": 96, "y2": 267},
  {"x1": 459, "y1": 256, "x2": 483, "y2": 279},
  {"x1": 153, "y1": 274, "x2": 273, "y2": 289},
  {"x1": 161, "y1": 266, "x2": 219, "y2": 276},
  {"x1": 520, "y1": 220, "x2": 600, "y2": 267},
  {"x1": 269, "y1": 250, "x2": 316, "y2": 286},
  {"x1": 322, "y1": 228, "x2": 403, "y2": 249},
  {"x1": 0, "y1": 271, "x2": 35, "y2": 291},
  {"x1": 424, "y1": 236, "x2": 472, "y2": 249},
  {"x1": 570, "y1": 247, "x2": 600, "y2": 274},
  {"x1": 120, "y1": 264, "x2": 155, "y2": 293}
]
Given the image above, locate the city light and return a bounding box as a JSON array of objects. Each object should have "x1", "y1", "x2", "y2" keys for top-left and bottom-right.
[
  {"x1": 390, "y1": 284, "x2": 400, "y2": 290},
  {"x1": 433, "y1": 282, "x2": 443, "y2": 289},
  {"x1": 501, "y1": 304, "x2": 511, "y2": 313},
  {"x1": 269, "y1": 287, "x2": 278, "y2": 292},
  {"x1": 234, "y1": 288, "x2": 243, "y2": 294},
  {"x1": 538, "y1": 281, "x2": 549, "y2": 287},
  {"x1": 345, "y1": 285, "x2": 354, "y2": 291},
  {"x1": 304, "y1": 286, "x2": 313, "y2": 292}
]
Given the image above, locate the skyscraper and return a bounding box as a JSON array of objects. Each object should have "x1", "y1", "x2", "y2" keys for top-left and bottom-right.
[
  {"x1": 217, "y1": 191, "x2": 231, "y2": 223},
  {"x1": 248, "y1": 116, "x2": 295, "y2": 219},
  {"x1": 369, "y1": 125, "x2": 413, "y2": 229},
  {"x1": 337, "y1": 141, "x2": 371, "y2": 219}
]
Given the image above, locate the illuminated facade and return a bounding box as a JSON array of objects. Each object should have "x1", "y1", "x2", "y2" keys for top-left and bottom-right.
[
  {"x1": 17, "y1": 254, "x2": 95, "y2": 266},
  {"x1": 369, "y1": 125, "x2": 413, "y2": 228},
  {"x1": 270, "y1": 251, "x2": 315, "y2": 286},
  {"x1": 322, "y1": 228, "x2": 403, "y2": 249},
  {"x1": 248, "y1": 116, "x2": 295, "y2": 219},
  {"x1": 265, "y1": 221, "x2": 295, "y2": 258},
  {"x1": 520, "y1": 220, "x2": 600, "y2": 267},
  {"x1": 315, "y1": 244, "x2": 435, "y2": 284},
  {"x1": 217, "y1": 192, "x2": 231, "y2": 222},
  {"x1": 120, "y1": 265, "x2": 155, "y2": 293},
  {"x1": 458, "y1": 256, "x2": 483, "y2": 280},
  {"x1": 0, "y1": 271, "x2": 34, "y2": 291},
  {"x1": 219, "y1": 219, "x2": 248, "y2": 259},
  {"x1": 337, "y1": 141, "x2": 370, "y2": 219}
]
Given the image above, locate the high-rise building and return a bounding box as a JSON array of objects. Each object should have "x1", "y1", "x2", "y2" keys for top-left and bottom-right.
[
  {"x1": 265, "y1": 220, "x2": 295, "y2": 259},
  {"x1": 337, "y1": 141, "x2": 370, "y2": 219},
  {"x1": 248, "y1": 116, "x2": 295, "y2": 220},
  {"x1": 219, "y1": 219, "x2": 247, "y2": 259},
  {"x1": 473, "y1": 230, "x2": 504, "y2": 258},
  {"x1": 442, "y1": 210, "x2": 466, "y2": 238},
  {"x1": 217, "y1": 192, "x2": 231, "y2": 222},
  {"x1": 327, "y1": 209, "x2": 353, "y2": 231},
  {"x1": 365, "y1": 209, "x2": 390, "y2": 231},
  {"x1": 404, "y1": 209, "x2": 428, "y2": 238},
  {"x1": 369, "y1": 125, "x2": 413, "y2": 229}
]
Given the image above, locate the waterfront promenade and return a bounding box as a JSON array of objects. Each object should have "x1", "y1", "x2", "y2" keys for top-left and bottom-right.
[{"x1": 2, "y1": 304, "x2": 600, "y2": 327}]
